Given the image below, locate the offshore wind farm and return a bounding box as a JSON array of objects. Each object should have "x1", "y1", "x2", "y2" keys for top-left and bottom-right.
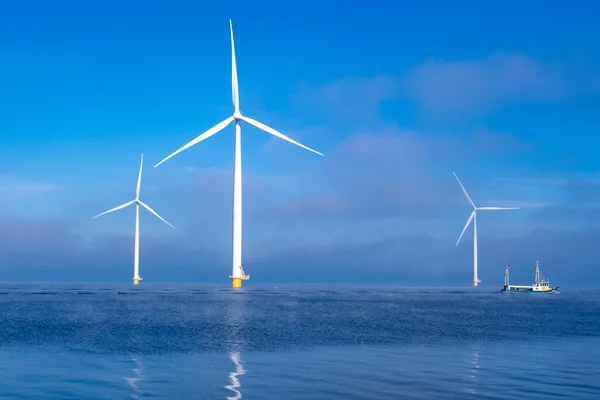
[
  {"x1": 2, "y1": 3, "x2": 600, "y2": 399},
  {"x1": 0, "y1": 20, "x2": 545, "y2": 288}
]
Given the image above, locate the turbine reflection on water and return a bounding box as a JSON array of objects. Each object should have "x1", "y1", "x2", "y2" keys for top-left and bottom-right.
[
  {"x1": 467, "y1": 345, "x2": 480, "y2": 395},
  {"x1": 225, "y1": 351, "x2": 247, "y2": 400},
  {"x1": 124, "y1": 354, "x2": 145, "y2": 399},
  {"x1": 224, "y1": 290, "x2": 248, "y2": 399}
]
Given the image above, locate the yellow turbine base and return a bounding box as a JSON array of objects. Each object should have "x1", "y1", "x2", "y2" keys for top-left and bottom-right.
[
  {"x1": 231, "y1": 278, "x2": 242, "y2": 288},
  {"x1": 230, "y1": 274, "x2": 250, "y2": 288},
  {"x1": 473, "y1": 280, "x2": 479, "y2": 287},
  {"x1": 133, "y1": 279, "x2": 139, "y2": 285}
]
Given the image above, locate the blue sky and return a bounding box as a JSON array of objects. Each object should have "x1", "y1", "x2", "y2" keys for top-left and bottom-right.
[{"x1": 1, "y1": 0, "x2": 599, "y2": 284}]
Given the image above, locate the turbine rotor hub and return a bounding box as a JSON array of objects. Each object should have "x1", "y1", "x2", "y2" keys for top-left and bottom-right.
[{"x1": 233, "y1": 110, "x2": 242, "y2": 120}]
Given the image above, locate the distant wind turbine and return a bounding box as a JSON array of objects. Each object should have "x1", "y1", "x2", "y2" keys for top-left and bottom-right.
[
  {"x1": 93, "y1": 154, "x2": 173, "y2": 285},
  {"x1": 154, "y1": 20, "x2": 323, "y2": 288},
  {"x1": 453, "y1": 172, "x2": 519, "y2": 287}
]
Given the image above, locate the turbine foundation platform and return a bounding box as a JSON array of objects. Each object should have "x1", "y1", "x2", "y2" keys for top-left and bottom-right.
[
  {"x1": 230, "y1": 274, "x2": 250, "y2": 288},
  {"x1": 473, "y1": 280, "x2": 479, "y2": 287},
  {"x1": 133, "y1": 277, "x2": 142, "y2": 285}
]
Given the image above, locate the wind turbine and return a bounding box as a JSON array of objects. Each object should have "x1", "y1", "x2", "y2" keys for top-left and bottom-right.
[
  {"x1": 154, "y1": 20, "x2": 323, "y2": 288},
  {"x1": 93, "y1": 154, "x2": 173, "y2": 285},
  {"x1": 453, "y1": 172, "x2": 519, "y2": 287}
]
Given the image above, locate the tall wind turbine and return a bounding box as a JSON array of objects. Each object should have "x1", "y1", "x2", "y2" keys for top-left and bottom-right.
[
  {"x1": 93, "y1": 154, "x2": 173, "y2": 284},
  {"x1": 453, "y1": 172, "x2": 519, "y2": 287},
  {"x1": 154, "y1": 20, "x2": 323, "y2": 288}
]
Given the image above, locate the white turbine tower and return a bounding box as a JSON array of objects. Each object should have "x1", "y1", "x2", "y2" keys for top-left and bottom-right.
[
  {"x1": 453, "y1": 172, "x2": 519, "y2": 287},
  {"x1": 154, "y1": 20, "x2": 323, "y2": 288},
  {"x1": 93, "y1": 154, "x2": 173, "y2": 285}
]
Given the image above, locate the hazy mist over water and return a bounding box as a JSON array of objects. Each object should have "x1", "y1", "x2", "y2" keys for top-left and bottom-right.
[{"x1": 0, "y1": 283, "x2": 599, "y2": 399}]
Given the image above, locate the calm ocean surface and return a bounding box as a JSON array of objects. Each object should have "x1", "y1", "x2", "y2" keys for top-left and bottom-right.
[{"x1": 0, "y1": 283, "x2": 599, "y2": 399}]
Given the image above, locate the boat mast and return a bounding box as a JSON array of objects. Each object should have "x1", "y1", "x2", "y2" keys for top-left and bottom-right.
[{"x1": 534, "y1": 260, "x2": 541, "y2": 285}]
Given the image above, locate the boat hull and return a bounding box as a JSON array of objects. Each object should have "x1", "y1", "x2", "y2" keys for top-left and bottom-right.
[{"x1": 501, "y1": 285, "x2": 559, "y2": 293}]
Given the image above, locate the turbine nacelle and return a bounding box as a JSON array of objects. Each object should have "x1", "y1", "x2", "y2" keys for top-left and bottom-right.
[{"x1": 233, "y1": 110, "x2": 243, "y2": 121}]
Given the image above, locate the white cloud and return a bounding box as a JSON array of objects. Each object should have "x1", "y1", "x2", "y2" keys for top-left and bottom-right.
[
  {"x1": 0, "y1": 180, "x2": 62, "y2": 200},
  {"x1": 403, "y1": 52, "x2": 570, "y2": 116}
]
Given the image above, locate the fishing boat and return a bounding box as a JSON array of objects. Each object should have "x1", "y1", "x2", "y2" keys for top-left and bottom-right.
[{"x1": 501, "y1": 261, "x2": 559, "y2": 293}]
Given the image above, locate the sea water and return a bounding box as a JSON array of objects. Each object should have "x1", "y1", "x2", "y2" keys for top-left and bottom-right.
[{"x1": 0, "y1": 283, "x2": 598, "y2": 399}]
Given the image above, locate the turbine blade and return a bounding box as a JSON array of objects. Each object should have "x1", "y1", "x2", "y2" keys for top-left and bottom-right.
[
  {"x1": 453, "y1": 172, "x2": 475, "y2": 208},
  {"x1": 92, "y1": 200, "x2": 135, "y2": 219},
  {"x1": 138, "y1": 200, "x2": 174, "y2": 228},
  {"x1": 230, "y1": 19, "x2": 239, "y2": 113},
  {"x1": 154, "y1": 116, "x2": 234, "y2": 168},
  {"x1": 241, "y1": 115, "x2": 323, "y2": 156},
  {"x1": 456, "y1": 210, "x2": 475, "y2": 246},
  {"x1": 477, "y1": 207, "x2": 520, "y2": 210},
  {"x1": 136, "y1": 153, "x2": 143, "y2": 199}
]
